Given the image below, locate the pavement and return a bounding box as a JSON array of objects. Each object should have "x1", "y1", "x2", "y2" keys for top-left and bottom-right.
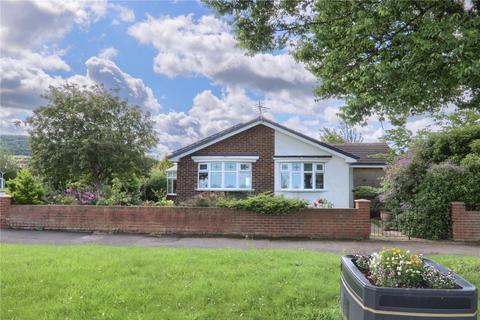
[{"x1": 1, "y1": 229, "x2": 479, "y2": 256}]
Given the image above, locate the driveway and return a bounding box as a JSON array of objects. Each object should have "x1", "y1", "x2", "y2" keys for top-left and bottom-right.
[{"x1": 1, "y1": 229, "x2": 479, "y2": 256}]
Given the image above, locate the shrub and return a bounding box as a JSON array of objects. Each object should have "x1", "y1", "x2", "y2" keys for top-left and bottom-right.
[
  {"x1": 141, "y1": 168, "x2": 167, "y2": 202},
  {"x1": 383, "y1": 124, "x2": 480, "y2": 239},
  {"x1": 352, "y1": 186, "x2": 381, "y2": 200},
  {"x1": 6, "y1": 169, "x2": 44, "y2": 204},
  {"x1": 355, "y1": 248, "x2": 456, "y2": 289},
  {"x1": 97, "y1": 177, "x2": 142, "y2": 206},
  {"x1": 218, "y1": 193, "x2": 308, "y2": 215},
  {"x1": 179, "y1": 192, "x2": 228, "y2": 207}
]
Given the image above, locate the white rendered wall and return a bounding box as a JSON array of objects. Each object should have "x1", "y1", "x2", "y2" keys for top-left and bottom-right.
[{"x1": 274, "y1": 131, "x2": 352, "y2": 208}]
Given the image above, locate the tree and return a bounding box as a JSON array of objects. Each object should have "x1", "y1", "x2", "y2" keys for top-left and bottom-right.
[
  {"x1": 7, "y1": 169, "x2": 44, "y2": 204},
  {"x1": 0, "y1": 148, "x2": 18, "y2": 189},
  {"x1": 205, "y1": 0, "x2": 480, "y2": 125},
  {"x1": 27, "y1": 84, "x2": 158, "y2": 192},
  {"x1": 319, "y1": 122, "x2": 364, "y2": 143}
]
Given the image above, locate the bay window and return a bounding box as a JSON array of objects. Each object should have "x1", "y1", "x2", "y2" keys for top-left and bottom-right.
[
  {"x1": 279, "y1": 162, "x2": 324, "y2": 190},
  {"x1": 197, "y1": 162, "x2": 252, "y2": 190}
]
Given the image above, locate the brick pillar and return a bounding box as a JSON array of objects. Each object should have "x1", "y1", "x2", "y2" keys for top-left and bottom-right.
[
  {"x1": 0, "y1": 195, "x2": 11, "y2": 229},
  {"x1": 451, "y1": 202, "x2": 466, "y2": 241},
  {"x1": 354, "y1": 199, "x2": 371, "y2": 239}
]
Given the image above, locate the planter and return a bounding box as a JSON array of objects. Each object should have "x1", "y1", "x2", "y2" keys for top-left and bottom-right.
[
  {"x1": 380, "y1": 210, "x2": 391, "y2": 222},
  {"x1": 340, "y1": 255, "x2": 478, "y2": 320}
]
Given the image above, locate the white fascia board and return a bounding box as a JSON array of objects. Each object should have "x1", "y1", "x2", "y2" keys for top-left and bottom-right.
[
  {"x1": 350, "y1": 165, "x2": 387, "y2": 169},
  {"x1": 274, "y1": 157, "x2": 330, "y2": 162},
  {"x1": 169, "y1": 121, "x2": 262, "y2": 161},
  {"x1": 191, "y1": 156, "x2": 259, "y2": 163},
  {"x1": 262, "y1": 122, "x2": 358, "y2": 163}
]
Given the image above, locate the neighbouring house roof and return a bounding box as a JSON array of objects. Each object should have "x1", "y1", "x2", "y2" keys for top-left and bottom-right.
[
  {"x1": 167, "y1": 117, "x2": 389, "y2": 165},
  {"x1": 331, "y1": 143, "x2": 390, "y2": 166}
]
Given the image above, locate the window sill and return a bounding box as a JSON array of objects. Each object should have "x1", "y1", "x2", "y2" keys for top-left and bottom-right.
[
  {"x1": 196, "y1": 188, "x2": 254, "y2": 192},
  {"x1": 166, "y1": 193, "x2": 177, "y2": 196},
  {"x1": 278, "y1": 189, "x2": 327, "y2": 192}
]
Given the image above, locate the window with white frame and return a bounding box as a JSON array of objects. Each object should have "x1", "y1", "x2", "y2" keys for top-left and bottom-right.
[
  {"x1": 197, "y1": 162, "x2": 252, "y2": 190},
  {"x1": 166, "y1": 171, "x2": 177, "y2": 195},
  {"x1": 280, "y1": 162, "x2": 324, "y2": 190}
]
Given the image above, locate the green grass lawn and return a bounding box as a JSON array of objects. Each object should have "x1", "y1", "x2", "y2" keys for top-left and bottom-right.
[{"x1": 1, "y1": 244, "x2": 479, "y2": 320}]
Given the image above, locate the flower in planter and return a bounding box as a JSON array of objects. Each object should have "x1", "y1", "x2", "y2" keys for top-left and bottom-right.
[{"x1": 356, "y1": 248, "x2": 456, "y2": 289}]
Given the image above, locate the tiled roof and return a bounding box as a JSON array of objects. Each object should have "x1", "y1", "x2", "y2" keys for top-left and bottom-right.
[
  {"x1": 167, "y1": 117, "x2": 390, "y2": 165},
  {"x1": 331, "y1": 143, "x2": 390, "y2": 165}
]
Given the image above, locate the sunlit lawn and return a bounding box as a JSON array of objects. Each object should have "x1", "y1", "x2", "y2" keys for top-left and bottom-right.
[{"x1": 1, "y1": 244, "x2": 479, "y2": 320}]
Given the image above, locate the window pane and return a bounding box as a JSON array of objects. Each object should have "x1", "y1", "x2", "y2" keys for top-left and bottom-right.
[
  {"x1": 304, "y1": 163, "x2": 312, "y2": 171},
  {"x1": 240, "y1": 163, "x2": 250, "y2": 171},
  {"x1": 199, "y1": 172, "x2": 209, "y2": 188},
  {"x1": 167, "y1": 178, "x2": 172, "y2": 194},
  {"x1": 211, "y1": 162, "x2": 222, "y2": 171},
  {"x1": 199, "y1": 164, "x2": 208, "y2": 171},
  {"x1": 211, "y1": 172, "x2": 222, "y2": 188},
  {"x1": 224, "y1": 172, "x2": 236, "y2": 188},
  {"x1": 172, "y1": 179, "x2": 177, "y2": 194},
  {"x1": 292, "y1": 173, "x2": 301, "y2": 189},
  {"x1": 281, "y1": 172, "x2": 289, "y2": 189},
  {"x1": 225, "y1": 162, "x2": 236, "y2": 171},
  {"x1": 304, "y1": 173, "x2": 313, "y2": 189},
  {"x1": 316, "y1": 164, "x2": 323, "y2": 171},
  {"x1": 281, "y1": 163, "x2": 289, "y2": 171},
  {"x1": 239, "y1": 172, "x2": 251, "y2": 188},
  {"x1": 292, "y1": 163, "x2": 301, "y2": 171},
  {"x1": 315, "y1": 173, "x2": 324, "y2": 189}
]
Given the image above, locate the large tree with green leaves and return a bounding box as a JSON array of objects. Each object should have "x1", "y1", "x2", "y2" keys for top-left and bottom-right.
[
  {"x1": 205, "y1": 0, "x2": 480, "y2": 125},
  {"x1": 27, "y1": 84, "x2": 158, "y2": 192}
]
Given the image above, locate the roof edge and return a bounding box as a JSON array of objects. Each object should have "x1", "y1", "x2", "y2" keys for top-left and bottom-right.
[{"x1": 167, "y1": 117, "x2": 360, "y2": 161}]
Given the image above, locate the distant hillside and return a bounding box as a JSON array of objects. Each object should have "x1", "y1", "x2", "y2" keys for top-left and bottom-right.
[{"x1": 0, "y1": 135, "x2": 30, "y2": 156}]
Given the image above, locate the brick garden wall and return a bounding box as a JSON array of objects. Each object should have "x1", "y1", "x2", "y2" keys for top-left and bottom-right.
[
  {"x1": 0, "y1": 196, "x2": 371, "y2": 239},
  {"x1": 451, "y1": 202, "x2": 480, "y2": 242},
  {"x1": 176, "y1": 124, "x2": 275, "y2": 202}
]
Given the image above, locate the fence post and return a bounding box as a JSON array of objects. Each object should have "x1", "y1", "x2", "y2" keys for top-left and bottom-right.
[
  {"x1": 0, "y1": 195, "x2": 11, "y2": 229},
  {"x1": 354, "y1": 199, "x2": 371, "y2": 239}
]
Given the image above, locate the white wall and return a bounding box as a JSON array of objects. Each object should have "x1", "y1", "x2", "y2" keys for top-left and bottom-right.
[
  {"x1": 274, "y1": 131, "x2": 352, "y2": 208},
  {"x1": 275, "y1": 131, "x2": 331, "y2": 156}
]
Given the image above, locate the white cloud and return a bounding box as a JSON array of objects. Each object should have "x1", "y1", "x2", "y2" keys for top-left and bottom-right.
[
  {"x1": 110, "y1": 4, "x2": 135, "y2": 24},
  {"x1": 0, "y1": 57, "x2": 65, "y2": 111},
  {"x1": 153, "y1": 88, "x2": 255, "y2": 154},
  {"x1": 0, "y1": 0, "x2": 108, "y2": 53},
  {"x1": 81, "y1": 56, "x2": 161, "y2": 112},
  {"x1": 0, "y1": 107, "x2": 31, "y2": 135},
  {"x1": 98, "y1": 47, "x2": 118, "y2": 60},
  {"x1": 0, "y1": 56, "x2": 160, "y2": 113},
  {"x1": 128, "y1": 14, "x2": 323, "y2": 115}
]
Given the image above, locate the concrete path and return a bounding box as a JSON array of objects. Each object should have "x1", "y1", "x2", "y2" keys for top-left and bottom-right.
[{"x1": 1, "y1": 229, "x2": 479, "y2": 256}]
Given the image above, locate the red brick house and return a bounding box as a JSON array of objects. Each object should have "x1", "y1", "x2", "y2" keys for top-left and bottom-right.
[{"x1": 167, "y1": 117, "x2": 389, "y2": 208}]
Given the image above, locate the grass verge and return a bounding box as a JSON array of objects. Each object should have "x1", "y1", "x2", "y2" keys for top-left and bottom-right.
[{"x1": 1, "y1": 244, "x2": 478, "y2": 320}]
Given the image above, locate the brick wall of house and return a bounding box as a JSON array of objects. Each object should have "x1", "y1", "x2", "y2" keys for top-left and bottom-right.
[
  {"x1": 0, "y1": 197, "x2": 371, "y2": 239},
  {"x1": 451, "y1": 202, "x2": 480, "y2": 241},
  {"x1": 176, "y1": 124, "x2": 275, "y2": 202},
  {"x1": 353, "y1": 168, "x2": 385, "y2": 187}
]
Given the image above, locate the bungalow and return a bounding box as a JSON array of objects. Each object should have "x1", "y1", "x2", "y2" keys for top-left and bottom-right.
[{"x1": 167, "y1": 117, "x2": 389, "y2": 208}]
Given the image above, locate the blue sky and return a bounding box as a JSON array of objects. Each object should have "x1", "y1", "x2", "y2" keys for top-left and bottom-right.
[{"x1": 0, "y1": 0, "x2": 436, "y2": 156}]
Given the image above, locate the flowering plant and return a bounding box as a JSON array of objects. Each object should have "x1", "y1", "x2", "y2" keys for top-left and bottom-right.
[
  {"x1": 312, "y1": 198, "x2": 333, "y2": 208},
  {"x1": 65, "y1": 183, "x2": 96, "y2": 205},
  {"x1": 354, "y1": 248, "x2": 456, "y2": 289}
]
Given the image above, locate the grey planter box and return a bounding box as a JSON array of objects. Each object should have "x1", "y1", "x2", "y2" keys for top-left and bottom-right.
[{"x1": 341, "y1": 255, "x2": 478, "y2": 320}]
